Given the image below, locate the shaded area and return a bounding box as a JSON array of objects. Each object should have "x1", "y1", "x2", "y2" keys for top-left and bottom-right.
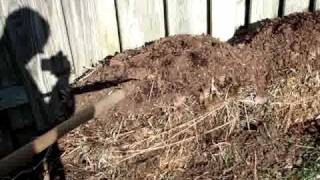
[
  {"x1": 0, "y1": 7, "x2": 73, "y2": 179},
  {"x1": 228, "y1": 19, "x2": 271, "y2": 45}
]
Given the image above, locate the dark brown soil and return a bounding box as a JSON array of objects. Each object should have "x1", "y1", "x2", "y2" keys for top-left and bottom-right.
[{"x1": 60, "y1": 12, "x2": 320, "y2": 179}]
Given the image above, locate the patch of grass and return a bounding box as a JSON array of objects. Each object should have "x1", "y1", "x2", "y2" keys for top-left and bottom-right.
[
  {"x1": 288, "y1": 140, "x2": 320, "y2": 180},
  {"x1": 295, "y1": 150, "x2": 320, "y2": 179}
]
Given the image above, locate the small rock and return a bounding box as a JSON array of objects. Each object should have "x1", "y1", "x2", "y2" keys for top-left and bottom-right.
[{"x1": 294, "y1": 157, "x2": 303, "y2": 166}]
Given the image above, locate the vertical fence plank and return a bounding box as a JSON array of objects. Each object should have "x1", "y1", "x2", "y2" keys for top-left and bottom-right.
[
  {"x1": 61, "y1": 0, "x2": 120, "y2": 76},
  {"x1": 0, "y1": 0, "x2": 74, "y2": 130},
  {"x1": 211, "y1": 0, "x2": 235, "y2": 41},
  {"x1": 166, "y1": 0, "x2": 207, "y2": 35},
  {"x1": 236, "y1": 0, "x2": 245, "y2": 28},
  {"x1": 94, "y1": 0, "x2": 121, "y2": 62},
  {"x1": 117, "y1": 0, "x2": 165, "y2": 50},
  {"x1": 26, "y1": 0, "x2": 75, "y2": 93},
  {"x1": 250, "y1": 0, "x2": 279, "y2": 23},
  {"x1": 211, "y1": 0, "x2": 245, "y2": 41},
  {"x1": 283, "y1": 0, "x2": 310, "y2": 15},
  {"x1": 315, "y1": 0, "x2": 320, "y2": 10}
]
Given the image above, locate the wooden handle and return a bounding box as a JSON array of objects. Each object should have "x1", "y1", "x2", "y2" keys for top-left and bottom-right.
[{"x1": 0, "y1": 89, "x2": 126, "y2": 177}]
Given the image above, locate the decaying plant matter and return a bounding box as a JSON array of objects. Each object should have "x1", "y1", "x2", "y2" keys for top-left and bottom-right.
[{"x1": 61, "y1": 12, "x2": 320, "y2": 179}]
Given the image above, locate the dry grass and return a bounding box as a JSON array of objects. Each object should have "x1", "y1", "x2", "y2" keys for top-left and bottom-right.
[{"x1": 61, "y1": 69, "x2": 320, "y2": 179}]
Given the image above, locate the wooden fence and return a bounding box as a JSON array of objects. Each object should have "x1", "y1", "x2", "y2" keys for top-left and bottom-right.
[{"x1": 0, "y1": 0, "x2": 319, "y2": 157}]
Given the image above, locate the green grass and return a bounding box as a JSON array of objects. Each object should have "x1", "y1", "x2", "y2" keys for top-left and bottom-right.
[
  {"x1": 295, "y1": 157, "x2": 320, "y2": 180},
  {"x1": 289, "y1": 140, "x2": 320, "y2": 180}
]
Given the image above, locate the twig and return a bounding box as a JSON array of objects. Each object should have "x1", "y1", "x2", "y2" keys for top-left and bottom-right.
[
  {"x1": 254, "y1": 151, "x2": 258, "y2": 180},
  {"x1": 130, "y1": 101, "x2": 229, "y2": 148},
  {"x1": 116, "y1": 123, "x2": 231, "y2": 164},
  {"x1": 148, "y1": 80, "x2": 155, "y2": 101},
  {"x1": 295, "y1": 145, "x2": 317, "y2": 149}
]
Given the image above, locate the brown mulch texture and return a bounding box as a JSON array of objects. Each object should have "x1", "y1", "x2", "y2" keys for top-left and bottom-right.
[{"x1": 59, "y1": 12, "x2": 320, "y2": 179}]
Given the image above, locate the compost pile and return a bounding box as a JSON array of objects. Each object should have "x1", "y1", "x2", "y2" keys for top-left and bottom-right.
[{"x1": 60, "y1": 12, "x2": 320, "y2": 179}]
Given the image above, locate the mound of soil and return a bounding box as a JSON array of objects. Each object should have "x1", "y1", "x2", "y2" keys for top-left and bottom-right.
[{"x1": 60, "y1": 12, "x2": 320, "y2": 179}]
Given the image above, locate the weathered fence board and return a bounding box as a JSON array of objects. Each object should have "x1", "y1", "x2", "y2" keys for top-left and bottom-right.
[
  {"x1": 94, "y1": 0, "x2": 121, "y2": 62},
  {"x1": 166, "y1": 0, "x2": 207, "y2": 35},
  {"x1": 315, "y1": 0, "x2": 320, "y2": 10},
  {"x1": 62, "y1": 0, "x2": 120, "y2": 76},
  {"x1": 116, "y1": 0, "x2": 165, "y2": 50},
  {"x1": 283, "y1": 0, "x2": 310, "y2": 15},
  {"x1": 211, "y1": 0, "x2": 245, "y2": 41},
  {"x1": 250, "y1": 0, "x2": 279, "y2": 23},
  {"x1": 236, "y1": 0, "x2": 245, "y2": 28},
  {"x1": 24, "y1": 0, "x2": 75, "y2": 93}
]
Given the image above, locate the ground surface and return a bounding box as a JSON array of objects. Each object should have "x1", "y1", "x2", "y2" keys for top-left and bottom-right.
[{"x1": 59, "y1": 12, "x2": 320, "y2": 179}]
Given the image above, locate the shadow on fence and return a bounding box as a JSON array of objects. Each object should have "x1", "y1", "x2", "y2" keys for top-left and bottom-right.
[{"x1": 0, "y1": 7, "x2": 74, "y2": 179}]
